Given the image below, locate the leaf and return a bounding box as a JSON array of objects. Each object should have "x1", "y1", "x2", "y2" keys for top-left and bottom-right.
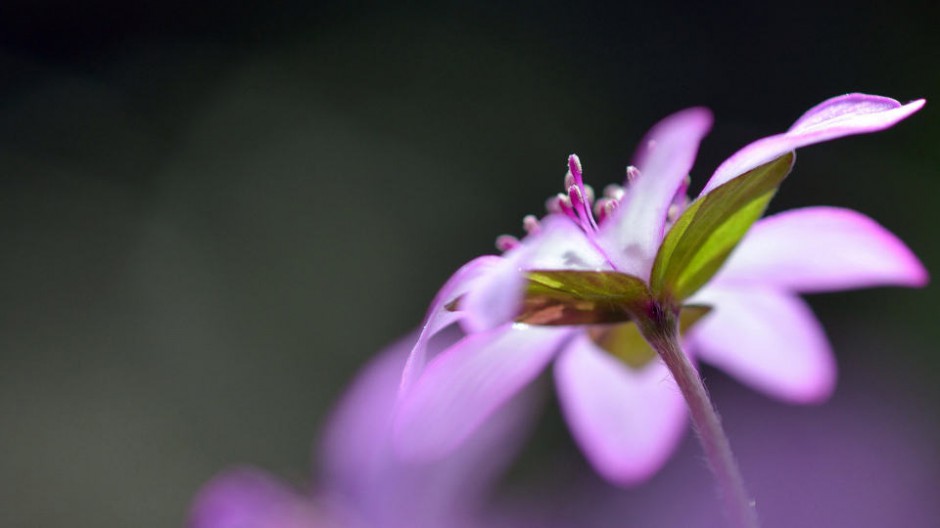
[
  {"x1": 589, "y1": 304, "x2": 712, "y2": 368},
  {"x1": 650, "y1": 153, "x2": 795, "y2": 301},
  {"x1": 515, "y1": 270, "x2": 652, "y2": 326}
]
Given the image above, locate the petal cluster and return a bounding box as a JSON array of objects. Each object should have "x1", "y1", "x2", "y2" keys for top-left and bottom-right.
[{"x1": 394, "y1": 94, "x2": 926, "y2": 485}]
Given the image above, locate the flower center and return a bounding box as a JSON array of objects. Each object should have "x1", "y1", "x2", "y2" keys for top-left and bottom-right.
[
  {"x1": 495, "y1": 154, "x2": 628, "y2": 252},
  {"x1": 494, "y1": 153, "x2": 691, "y2": 252}
]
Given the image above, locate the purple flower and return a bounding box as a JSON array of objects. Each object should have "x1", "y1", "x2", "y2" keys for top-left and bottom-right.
[
  {"x1": 394, "y1": 94, "x2": 927, "y2": 485},
  {"x1": 187, "y1": 331, "x2": 539, "y2": 528}
]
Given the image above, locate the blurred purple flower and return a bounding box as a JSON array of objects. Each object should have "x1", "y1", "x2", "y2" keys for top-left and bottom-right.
[
  {"x1": 538, "y1": 380, "x2": 940, "y2": 528},
  {"x1": 187, "y1": 330, "x2": 539, "y2": 528},
  {"x1": 394, "y1": 94, "x2": 926, "y2": 485}
]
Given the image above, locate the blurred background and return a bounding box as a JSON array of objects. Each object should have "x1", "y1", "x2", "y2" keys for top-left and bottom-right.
[{"x1": 0, "y1": 1, "x2": 937, "y2": 526}]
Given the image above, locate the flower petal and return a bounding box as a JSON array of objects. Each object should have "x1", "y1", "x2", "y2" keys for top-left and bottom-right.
[
  {"x1": 461, "y1": 215, "x2": 612, "y2": 333},
  {"x1": 713, "y1": 206, "x2": 928, "y2": 292},
  {"x1": 320, "y1": 331, "x2": 542, "y2": 527},
  {"x1": 599, "y1": 108, "x2": 713, "y2": 278},
  {"x1": 401, "y1": 255, "x2": 502, "y2": 392},
  {"x1": 554, "y1": 333, "x2": 688, "y2": 485},
  {"x1": 187, "y1": 467, "x2": 324, "y2": 528},
  {"x1": 394, "y1": 324, "x2": 571, "y2": 460},
  {"x1": 687, "y1": 286, "x2": 836, "y2": 403},
  {"x1": 705, "y1": 94, "x2": 924, "y2": 194},
  {"x1": 320, "y1": 334, "x2": 413, "y2": 501}
]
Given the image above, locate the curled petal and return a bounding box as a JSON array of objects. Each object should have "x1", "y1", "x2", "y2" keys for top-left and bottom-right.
[
  {"x1": 688, "y1": 286, "x2": 836, "y2": 403},
  {"x1": 462, "y1": 215, "x2": 612, "y2": 333},
  {"x1": 401, "y1": 256, "x2": 502, "y2": 392},
  {"x1": 554, "y1": 333, "x2": 688, "y2": 485},
  {"x1": 394, "y1": 325, "x2": 570, "y2": 461},
  {"x1": 187, "y1": 468, "x2": 325, "y2": 528},
  {"x1": 714, "y1": 206, "x2": 928, "y2": 292},
  {"x1": 599, "y1": 107, "x2": 713, "y2": 278},
  {"x1": 705, "y1": 94, "x2": 924, "y2": 193}
]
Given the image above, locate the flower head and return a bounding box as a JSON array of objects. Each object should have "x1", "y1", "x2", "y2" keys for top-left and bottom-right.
[{"x1": 393, "y1": 94, "x2": 926, "y2": 485}]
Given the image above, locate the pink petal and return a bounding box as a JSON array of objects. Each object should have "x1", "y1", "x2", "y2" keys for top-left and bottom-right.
[
  {"x1": 393, "y1": 324, "x2": 571, "y2": 461},
  {"x1": 687, "y1": 286, "x2": 836, "y2": 403},
  {"x1": 598, "y1": 108, "x2": 713, "y2": 278},
  {"x1": 705, "y1": 94, "x2": 924, "y2": 194},
  {"x1": 320, "y1": 331, "x2": 541, "y2": 527},
  {"x1": 400, "y1": 255, "x2": 502, "y2": 392},
  {"x1": 320, "y1": 334, "x2": 413, "y2": 500},
  {"x1": 187, "y1": 467, "x2": 324, "y2": 528},
  {"x1": 461, "y1": 215, "x2": 612, "y2": 333},
  {"x1": 554, "y1": 333, "x2": 688, "y2": 485},
  {"x1": 713, "y1": 206, "x2": 928, "y2": 292}
]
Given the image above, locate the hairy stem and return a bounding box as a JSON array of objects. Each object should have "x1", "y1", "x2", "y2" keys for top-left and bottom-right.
[{"x1": 639, "y1": 305, "x2": 760, "y2": 528}]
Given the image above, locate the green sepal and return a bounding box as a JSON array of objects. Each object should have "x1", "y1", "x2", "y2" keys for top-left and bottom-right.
[
  {"x1": 591, "y1": 304, "x2": 711, "y2": 368},
  {"x1": 516, "y1": 270, "x2": 652, "y2": 326},
  {"x1": 650, "y1": 153, "x2": 795, "y2": 302}
]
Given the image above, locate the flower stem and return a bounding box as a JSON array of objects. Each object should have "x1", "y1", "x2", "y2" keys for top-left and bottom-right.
[{"x1": 639, "y1": 305, "x2": 760, "y2": 528}]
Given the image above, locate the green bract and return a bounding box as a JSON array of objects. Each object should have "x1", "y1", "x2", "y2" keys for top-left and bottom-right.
[
  {"x1": 518, "y1": 270, "x2": 651, "y2": 325},
  {"x1": 650, "y1": 153, "x2": 795, "y2": 302}
]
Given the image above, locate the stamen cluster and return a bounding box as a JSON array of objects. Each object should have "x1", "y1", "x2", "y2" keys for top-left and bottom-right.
[{"x1": 496, "y1": 154, "x2": 691, "y2": 252}]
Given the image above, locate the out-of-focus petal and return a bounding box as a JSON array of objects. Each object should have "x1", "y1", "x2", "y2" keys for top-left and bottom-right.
[
  {"x1": 554, "y1": 333, "x2": 688, "y2": 485},
  {"x1": 704, "y1": 94, "x2": 924, "y2": 193},
  {"x1": 598, "y1": 108, "x2": 713, "y2": 278},
  {"x1": 394, "y1": 324, "x2": 571, "y2": 460},
  {"x1": 320, "y1": 330, "x2": 543, "y2": 528},
  {"x1": 401, "y1": 255, "x2": 502, "y2": 392},
  {"x1": 713, "y1": 206, "x2": 928, "y2": 292},
  {"x1": 462, "y1": 215, "x2": 612, "y2": 333},
  {"x1": 320, "y1": 333, "x2": 415, "y2": 503},
  {"x1": 187, "y1": 468, "x2": 326, "y2": 528},
  {"x1": 687, "y1": 286, "x2": 836, "y2": 403}
]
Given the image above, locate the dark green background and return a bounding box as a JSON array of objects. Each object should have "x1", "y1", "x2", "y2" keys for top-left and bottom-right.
[{"x1": 0, "y1": 2, "x2": 937, "y2": 526}]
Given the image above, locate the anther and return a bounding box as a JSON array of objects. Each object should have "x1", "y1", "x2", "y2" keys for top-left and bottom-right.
[
  {"x1": 667, "y1": 204, "x2": 680, "y2": 222},
  {"x1": 595, "y1": 198, "x2": 619, "y2": 223},
  {"x1": 567, "y1": 154, "x2": 583, "y2": 181},
  {"x1": 626, "y1": 166, "x2": 640, "y2": 184},
  {"x1": 523, "y1": 214, "x2": 541, "y2": 235},
  {"x1": 603, "y1": 184, "x2": 625, "y2": 201},
  {"x1": 564, "y1": 171, "x2": 575, "y2": 190},
  {"x1": 568, "y1": 184, "x2": 585, "y2": 207},
  {"x1": 495, "y1": 235, "x2": 520, "y2": 252}
]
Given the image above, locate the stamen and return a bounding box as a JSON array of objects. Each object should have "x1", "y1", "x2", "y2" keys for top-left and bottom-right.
[
  {"x1": 582, "y1": 184, "x2": 596, "y2": 205},
  {"x1": 667, "y1": 175, "x2": 692, "y2": 223},
  {"x1": 566, "y1": 154, "x2": 600, "y2": 232},
  {"x1": 626, "y1": 165, "x2": 640, "y2": 184},
  {"x1": 667, "y1": 204, "x2": 681, "y2": 223},
  {"x1": 523, "y1": 214, "x2": 541, "y2": 235},
  {"x1": 555, "y1": 193, "x2": 576, "y2": 218},
  {"x1": 594, "y1": 197, "x2": 619, "y2": 224},
  {"x1": 603, "y1": 184, "x2": 625, "y2": 201},
  {"x1": 567, "y1": 154, "x2": 583, "y2": 183},
  {"x1": 545, "y1": 195, "x2": 564, "y2": 214},
  {"x1": 495, "y1": 234, "x2": 520, "y2": 252}
]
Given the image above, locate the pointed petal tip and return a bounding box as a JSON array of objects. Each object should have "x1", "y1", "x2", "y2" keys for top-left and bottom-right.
[
  {"x1": 789, "y1": 93, "x2": 926, "y2": 134},
  {"x1": 707, "y1": 93, "x2": 924, "y2": 193},
  {"x1": 715, "y1": 206, "x2": 930, "y2": 293}
]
